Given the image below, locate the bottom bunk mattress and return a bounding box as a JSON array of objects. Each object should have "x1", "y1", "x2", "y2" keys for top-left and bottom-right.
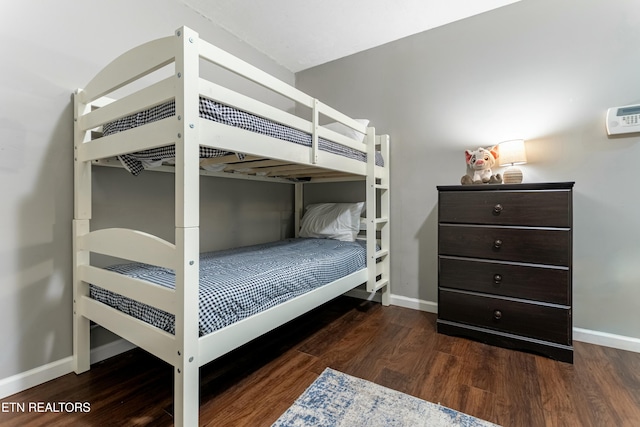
[{"x1": 89, "y1": 238, "x2": 367, "y2": 336}]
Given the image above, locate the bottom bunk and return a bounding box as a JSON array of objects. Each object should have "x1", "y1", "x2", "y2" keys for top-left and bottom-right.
[
  {"x1": 74, "y1": 195, "x2": 388, "y2": 427},
  {"x1": 89, "y1": 237, "x2": 368, "y2": 337},
  {"x1": 76, "y1": 235, "x2": 374, "y2": 423}
]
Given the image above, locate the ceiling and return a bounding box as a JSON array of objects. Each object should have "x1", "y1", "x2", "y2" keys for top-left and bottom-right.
[{"x1": 182, "y1": 0, "x2": 521, "y2": 72}]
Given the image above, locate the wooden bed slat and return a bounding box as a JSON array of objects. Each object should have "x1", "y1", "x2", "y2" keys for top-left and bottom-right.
[
  {"x1": 305, "y1": 173, "x2": 358, "y2": 180},
  {"x1": 274, "y1": 170, "x2": 331, "y2": 178},
  {"x1": 78, "y1": 228, "x2": 176, "y2": 269},
  {"x1": 199, "y1": 120, "x2": 315, "y2": 166},
  {"x1": 79, "y1": 118, "x2": 176, "y2": 162},
  {"x1": 79, "y1": 77, "x2": 175, "y2": 131},
  {"x1": 79, "y1": 265, "x2": 176, "y2": 315},
  {"x1": 199, "y1": 155, "x2": 262, "y2": 167},
  {"x1": 259, "y1": 164, "x2": 309, "y2": 174},
  {"x1": 79, "y1": 296, "x2": 177, "y2": 365},
  {"x1": 223, "y1": 159, "x2": 289, "y2": 172}
]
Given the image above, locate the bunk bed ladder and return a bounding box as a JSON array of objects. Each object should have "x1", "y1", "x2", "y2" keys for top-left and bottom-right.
[{"x1": 365, "y1": 132, "x2": 391, "y2": 306}]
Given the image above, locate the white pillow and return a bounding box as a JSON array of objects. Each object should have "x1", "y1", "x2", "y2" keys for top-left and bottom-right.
[
  {"x1": 323, "y1": 119, "x2": 369, "y2": 143},
  {"x1": 299, "y1": 202, "x2": 365, "y2": 242}
]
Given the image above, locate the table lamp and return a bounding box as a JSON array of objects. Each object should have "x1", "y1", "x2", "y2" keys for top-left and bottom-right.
[{"x1": 499, "y1": 139, "x2": 527, "y2": 184}]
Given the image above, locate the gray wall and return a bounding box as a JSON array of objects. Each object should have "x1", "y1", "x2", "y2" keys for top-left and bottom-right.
[
  {"x1": 0, "y1": 0, "x2": 295, "y2": 380},
  {"x1": 3, "y1": 0, "x2": 640, "y2": 386},
  {"x1": 297, "y1": 0, "x2": 640, "y2": 339}
]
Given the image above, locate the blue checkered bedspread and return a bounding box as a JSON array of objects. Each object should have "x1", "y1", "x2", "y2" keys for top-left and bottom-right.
[
  {"x1": 102, "y1": 98, "x2": 383, "y2": 176},
  {"x1": 89, "y1": 238, "x2": 367, "y2": 336}
]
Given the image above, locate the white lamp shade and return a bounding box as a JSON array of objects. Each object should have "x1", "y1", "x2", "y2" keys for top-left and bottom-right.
[{"x1": 499, "y1": 139, "x2": 527, "y2": 166}]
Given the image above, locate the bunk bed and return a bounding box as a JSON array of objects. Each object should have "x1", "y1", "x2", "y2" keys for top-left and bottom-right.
[{"x1": 73, "y1": 26, "x2": 390, "y2": 427}]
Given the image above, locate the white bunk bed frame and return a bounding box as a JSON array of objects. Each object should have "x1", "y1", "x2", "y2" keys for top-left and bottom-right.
[{"x1": 73, "y1": 26, "x2": 390, "y2": 427}]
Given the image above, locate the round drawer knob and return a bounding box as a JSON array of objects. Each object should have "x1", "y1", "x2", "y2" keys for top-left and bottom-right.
[
  {"x1": 493, "y1": 273, "x2": 503, "y2": 284},
  {"x1": 493, "y1": 310, "x2": 502, "y2": 320},
  {"x1": 493, "y1": 204, "x2": 503, "y2": 214},
  {"x1": 493, "y1": 239, "x2": 503, "y2": 249}
]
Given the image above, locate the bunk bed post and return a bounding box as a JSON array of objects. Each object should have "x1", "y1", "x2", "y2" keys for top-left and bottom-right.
[
  {"x1": 294, "y1": 183, "x2": 303, "y2": 237},
  {"x1": 311, "y1": 99, "x2": 319, "y2": 164},
  {"x1": 173, "y1": 26, "x2": 201, "y2": 427},
  {"x1": 73, "y1": 90, "x2": 91, "y2": 374}
]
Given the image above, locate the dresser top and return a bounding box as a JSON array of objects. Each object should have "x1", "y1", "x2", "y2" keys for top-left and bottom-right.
[{"x1": 437, "y1": 182, "x2": 575, "y2": 192}]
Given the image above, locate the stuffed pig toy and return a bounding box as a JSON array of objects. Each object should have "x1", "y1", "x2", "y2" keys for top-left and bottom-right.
[{"x1": 461, "y1": 146, "x2": 502, "y2": 185}]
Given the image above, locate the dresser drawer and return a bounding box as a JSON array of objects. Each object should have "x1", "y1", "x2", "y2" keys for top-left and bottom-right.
[
  {"x1": 439, "y1": 190, "x2": 571, "y2": 227},
  {"x1": 439, "y1": 257, "x2": 570, "y2": 304},
  {"x1": 439, "y1": 224, "x2": 570, "y2": 266},
  {"x1": 438, "y1": 290, "x2": 571, "y2": 345}
]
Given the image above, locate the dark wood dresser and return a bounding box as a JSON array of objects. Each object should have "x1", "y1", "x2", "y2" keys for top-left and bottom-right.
[{"x1": 436, "y1": 182, "x2": 574, "y2": 363}]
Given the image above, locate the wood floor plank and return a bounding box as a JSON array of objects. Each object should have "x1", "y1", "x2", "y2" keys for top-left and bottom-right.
[
  {"x1": 201, "y1": 350, "x2": 318, "y2": 427},
  {"x1": 535, "y1": 355, "x2": 583, "y2": 427},
  {"x1": 602, "y1": 345, "x2": 640, "y2": 410},
  {"x1": 412, "y1": 349, "x2": 460, "y2": 405},
  {"x1": 576, "y1": 343, "x2": 640, "y2": 426},
  {"x1": 1, "y1": 297, "x2": 640, "y2": 426},
  {"x1": 444, "y1": 383, "x2": 497, "y2": 424}
]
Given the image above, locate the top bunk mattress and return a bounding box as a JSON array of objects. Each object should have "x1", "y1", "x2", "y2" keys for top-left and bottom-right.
[
  {"x1": 89, "y1": 238, "x2": 367, "y2": 336},
  {"x1": 102, "y1": 98, "x2": 384, "y2": 176}
]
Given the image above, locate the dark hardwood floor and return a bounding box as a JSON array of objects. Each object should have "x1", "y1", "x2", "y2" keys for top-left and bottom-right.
[{"x1": 2, "y1": 297, "x2": 640, "y2": 426}]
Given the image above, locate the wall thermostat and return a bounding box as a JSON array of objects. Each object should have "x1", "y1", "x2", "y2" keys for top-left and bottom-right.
[{"x1": 606, "y1": 104, "x2": 640, "y2": 135}]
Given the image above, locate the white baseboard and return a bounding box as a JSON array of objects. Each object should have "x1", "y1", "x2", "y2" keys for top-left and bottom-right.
[
  {"x1": 0, "y1": 338, "x2": 136, "y2": 400},
  {"x1": 573, "y1": 327, "x2": 640, "y2": 354},
  {"x1": 0, "y1": 356, "x2": 73, "y2": 400},
  {"x1": 389, "y1": 294, "x2": 438, "y2": 313},
  {"x1": 344, "y1": 290, "x2": 438, "y2": 314},
  {"x1": 89, "y1": 338, "x2": 136, "y2": 365}
]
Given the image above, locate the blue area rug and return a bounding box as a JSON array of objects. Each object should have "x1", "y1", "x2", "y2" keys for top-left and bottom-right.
[{"x1": 273, "y1": 368, "x2": 500, "y2": 427}]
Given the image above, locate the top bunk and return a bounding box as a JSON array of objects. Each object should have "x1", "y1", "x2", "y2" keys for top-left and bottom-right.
[{"x1": 74, "y1": 26, "x2": 389, "y2": 184}]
